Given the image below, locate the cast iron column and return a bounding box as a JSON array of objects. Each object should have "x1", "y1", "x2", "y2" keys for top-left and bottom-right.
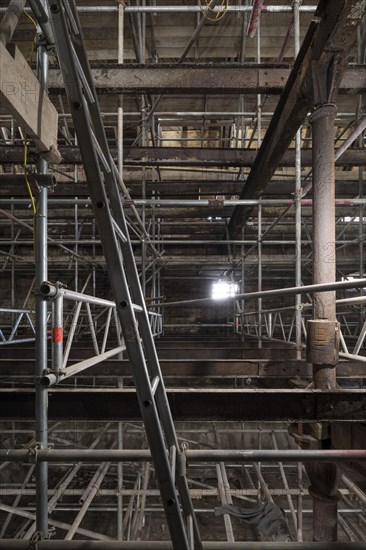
[
  {"x1": 308, "y1": 103, "x2": 340, "y2": 389},
  {"x1": 306, "y1": 102, "x2": 341, "y2": 542}
]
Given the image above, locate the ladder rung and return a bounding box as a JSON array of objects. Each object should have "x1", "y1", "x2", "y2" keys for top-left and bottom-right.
[
  {"x1": 70, "y1": 42, "x2": 95, "y2": 104},
  {"x1": 61, "y1": 0, "x2": 79, "y2": 35},
  {"x1": 112, "y1": 218, "x2": 127, "y2": 243},
  {"x1": 151, "y1": 376, "x2": 160, "y2": 396},
  {"x1": 170, "y1": 445, "x2": 177, "y2": 484},
  {"x1": 132, "y1": 303, "x2": 143, "y2": 313},
  {"x1": 91, "y1": 131, "x2": 111, "y2": 173}
]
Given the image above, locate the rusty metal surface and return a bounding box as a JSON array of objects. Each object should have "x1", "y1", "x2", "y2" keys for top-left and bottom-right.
[
  {"x1": 46, "y1": 64, "x2": 366, "y2": 95},
  {"x1": 1, "y1": 145, "x2": 366, "y2": 166},
  {"x1": 311, "y1": 495, "x2": 340, "y2": 542},
  {"x1": 310, "y1": 104, "x2": 340, "y2": 391},
  {"x1": 306, "y1": 321, "x2": 340, "y2": 366},
  {"x1": 228, "y1": 0, "x2": 366, "y2": 235}
]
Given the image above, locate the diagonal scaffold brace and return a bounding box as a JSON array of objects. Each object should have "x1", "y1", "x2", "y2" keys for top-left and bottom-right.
[{"x1": 47, "y1": 1, "x2": 202, "y2": 548}]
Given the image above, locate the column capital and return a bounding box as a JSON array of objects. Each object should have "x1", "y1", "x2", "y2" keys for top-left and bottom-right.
[{"x1": 309, "y1": 103, "x2": 337, "y2": 125}]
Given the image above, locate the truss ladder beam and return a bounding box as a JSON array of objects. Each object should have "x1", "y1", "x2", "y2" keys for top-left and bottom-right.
[{"x1": 47, "y1": 1, "x2": 201, "y2": 548}]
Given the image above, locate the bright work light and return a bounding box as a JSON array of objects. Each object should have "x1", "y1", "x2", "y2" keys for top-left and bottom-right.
[{"x1": 211, "y1": 281, "x2": 239, "y2": 300}]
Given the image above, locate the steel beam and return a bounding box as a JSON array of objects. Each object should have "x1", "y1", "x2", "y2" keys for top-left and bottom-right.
[
  {"x1": 228, "y1": 0, "x2": 366, "y2": 235},
  {"x1": 50, "y1": 63, "x2": 366, "y2": 95},
  {"x1": 0, "y1": 388, "x2": 365, "y2": 421},
  {"x1": 1, "y1": 145, "x2": 366, "y2": 166},
  {"x1": 0, "y1": 541, "x2": 364, "y2": 549},
  {"x1": 1, "y1": 448, "x2": 366, "y2": 463},
  {"x1": 0, "y1": 358, "x2": 364, "y2": 379},
  {"x1": 0, "y1": 178, "x2": 362, "y2": 198},
  {"x1": 46, "y1": 64, "x2": 366, "y2": 95}
]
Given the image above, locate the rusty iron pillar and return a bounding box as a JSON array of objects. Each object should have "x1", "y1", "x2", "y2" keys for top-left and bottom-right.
[
  {"x1": 306, "y1": 102, "x2": 340, "y2": 542},
  {"x1": 312, "y1": 493, "x2": 341, "y2": 542},
  {"x1": 307, "y1": 103, "x2": 340, "y2": 390}
]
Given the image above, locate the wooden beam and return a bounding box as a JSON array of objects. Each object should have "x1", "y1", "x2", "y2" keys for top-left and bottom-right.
[{"x1": 0, "y1": 42, "x2": 59, "y2": 158}]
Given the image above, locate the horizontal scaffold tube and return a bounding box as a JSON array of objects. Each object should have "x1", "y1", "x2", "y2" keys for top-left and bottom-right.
[
  {"x1": 157, "y1": 278, "x2": 366, "y2": 307},
  {"x1": 1, "y1": 449, "x2": 365, "y2": 463},
  {"x1": 0, "y1": 540, "x2": 363, "y2": 549},
  {"x1": 0, "y1": 5, "x2": 317, "y2": 14}
]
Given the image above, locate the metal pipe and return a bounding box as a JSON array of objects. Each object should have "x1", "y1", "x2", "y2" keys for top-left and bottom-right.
[
  {"x1": 1, "y1": 110, "x2": 358, "y2": 120},
  {"x1": 3, "y1": 197, "x2": 366, "y2": 206},
  {"x1": 117, "y1": 421, "x2": 124, "y2": 541},
  {"x1": 158, "y1": 278, "x2": 366, "y2": 308},
  {"x1": 216, "y1": 463, "x2": 235, "y2": 542},
  {"x1": 40, "y1": 283, "x2": 115, "y2": 308},
  {"x1": 27, "y1": 0, "x2": 54, "y2": 44},
  {"x1": 247, "y1": 0, "x2": 264, "y2": 38},
  {"x1": 1, "y1": 4, "x2": 318, "y2": 13},
  {"x1": 258, "y1": 204, "x2": 262, "y2": 349},
  {"x1": 0, "y1": 542, "x2": 362, "y2": 549},
  {"x1": 1, "y1": 449, "x2": 366, "y2": 463},
  {"x1": 132, "y1": 461, "x2": 151, "y2": 540},
  {"x1": 0, "y1": 487, "x2": 357, "y2": 498},
  {"x1": 271, "y1": 432, "x2": 297, "y2": 533},
  {"x1": 335, "y1": 118, "x2": 366, "y2": 160},
  {"x1": 0, "y1": 464, "x2": 35, "y2": 537},
  {"x1": 34, "y1": 204, "x2": 49, "y2": 526},
  {"x1": 51, "y1": 289, "x2": 63, "y2": 375},
  {"x1": 117, "y1": 0, "x2": 124, "y2": 177},
  {"x1": 0, "y1": 239, "x2": 362, "y2": 247},
  {"x1": 65, "y1": 460, "x2": 112, "y2": 540},
  {"x1": 238, "y1": 295, "x2": 366, "y2": 316},
  {"x1": 294, "y1": 0, "x2": 302, "y2": 362},
  {"x1": 85, "y1": 302, "x2": 100, "y2": 355},
  {"x1": 0, "y1": 503, "x2": 113, "y2": 541},
  {"x1": 23, "y1": 423, "x2": 112, "y2": 540},
  {"x1": 40, "y1": 345, "x2": 126, "y2": 387},
  {"x1": 341, "y1": 474, "x2": 366, "y2": 505},
  {"x1": 34, "y1": 40, "x2": 50, "y2": 538},
  {"x1": 297, "y1": 457, "x2": 303, "y2": 543},
  {"x1": 0, "y1": 0, "x2": 26, "y2": 46}
]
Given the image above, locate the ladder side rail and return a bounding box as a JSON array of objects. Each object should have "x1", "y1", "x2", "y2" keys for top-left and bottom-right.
[
  {"x1": 62, "y1": 0, "x2": 199, "y2": 473},
  {"x1": 61, "y1": 4, "x2": 201, "y2": 544},
  {"x1": 60, "y1": 0, "x2": 181, "y2": 436},
  {"x1": 48, "y1": 3, "x2": 190, "y2": 548}
]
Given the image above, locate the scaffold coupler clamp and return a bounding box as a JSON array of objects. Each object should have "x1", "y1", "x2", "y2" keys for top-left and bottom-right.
[
  {"x1": 178, "y1": 442, "x2": 188, "y2": 477},
  {"x1": 28, "y1": 443, "x2": 40, "y2": 464}
]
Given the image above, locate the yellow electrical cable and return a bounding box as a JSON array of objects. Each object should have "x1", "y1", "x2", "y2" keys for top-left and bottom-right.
[
  {"x1": 24, "y1": 10, "x2": 37, "y2": 63},
  {"x1": 24, "y1": 10, "x2": 37, "y2": 28},
  {"x1": 23, "y1": 141, "x2": 37, "y2": 215},
  {"x1": 199, "y1": 0, "x2": 229, "y2": 22}
]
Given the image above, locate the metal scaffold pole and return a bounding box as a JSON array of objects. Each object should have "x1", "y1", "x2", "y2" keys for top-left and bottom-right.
[{"x1": 35, "y1": 32, "x2": 50, "y2": 540}]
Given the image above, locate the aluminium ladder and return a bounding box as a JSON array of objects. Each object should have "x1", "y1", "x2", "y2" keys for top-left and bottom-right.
[{"x1": 47, "y1": 1, "x2": 202, "y2": 548}]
